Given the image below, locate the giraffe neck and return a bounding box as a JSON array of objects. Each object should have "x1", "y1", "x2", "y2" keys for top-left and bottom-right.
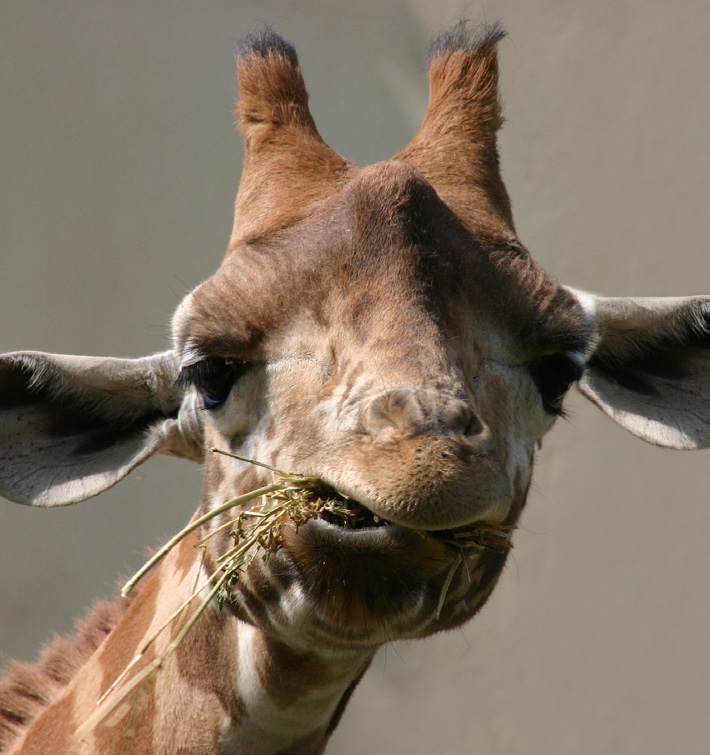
[
  {"x1": 219, "y1": 622, "x2": 372, "y2": 754},
  {"x1": 10, "y1": 534, "x2": 374, "y2": 755}
]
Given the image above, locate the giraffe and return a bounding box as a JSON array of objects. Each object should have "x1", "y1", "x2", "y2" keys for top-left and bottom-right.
[{"x1": 0, "y1": 22, "x2": 708, "y2": 755}]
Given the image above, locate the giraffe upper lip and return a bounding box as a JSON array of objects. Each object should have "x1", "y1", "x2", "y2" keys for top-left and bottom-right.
[{"x1": 309, "y1": 444, "x2": 512, "y2": 531}]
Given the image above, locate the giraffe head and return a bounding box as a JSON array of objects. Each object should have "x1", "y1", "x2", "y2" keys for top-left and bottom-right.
[{"x1": 1, "y1": 25, "x2": 708, "y2": 647}]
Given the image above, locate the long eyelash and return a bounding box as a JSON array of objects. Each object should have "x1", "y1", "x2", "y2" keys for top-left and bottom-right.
[
  {"x1": 553, "y1": 404, "x2": 568, "y2": 419},
  {"x1": 174, "y1": 359, "x2": 230, "y2": 390},
  {"x1": 531, "y1": 351, "x2": 586, "y2": 417},
  {"x1": 174, "y1": 361, "x2": 211, "y2": 390},
  {"x1": 174, "y1": 357, "x2": 249, "y2": 393}
]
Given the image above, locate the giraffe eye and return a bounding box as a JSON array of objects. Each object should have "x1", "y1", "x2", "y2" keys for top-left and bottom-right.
[
  {"x1": 529, "y1": 351, "x2": 585, "y2": 415},
  {"x1": 176, "y1": 357, "x2": 248, "y2": 411}
]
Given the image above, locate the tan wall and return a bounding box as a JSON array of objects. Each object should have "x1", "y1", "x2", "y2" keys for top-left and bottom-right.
[{"x1": 1, "y1": 2, "x2": 708, "y2": 753}]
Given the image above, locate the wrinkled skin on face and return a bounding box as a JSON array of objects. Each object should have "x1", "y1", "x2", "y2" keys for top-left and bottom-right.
[
  {"x1": 172, "y1": 162, "x2": 590, "y2": 645},
  {"x1": 1, "y1": 25, "x2": 706, "y2": 653},
  {"x1": 0, "y1": 24, "x2": 707, "y2": 755}
]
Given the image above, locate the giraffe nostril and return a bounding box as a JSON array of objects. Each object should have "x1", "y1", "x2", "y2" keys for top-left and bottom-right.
[
  {"x1": 441, "y1": 399, "x2": 480, "y2": 436},
  {"x1": 362, "y1": 389, "x2": 423, "y2": 435},
  {"x1": 363, "y1": 392, "x2": 484, "y2": 438},
  {"x1": 464, "y1": 411, "x2": 484, "y2": 437}
]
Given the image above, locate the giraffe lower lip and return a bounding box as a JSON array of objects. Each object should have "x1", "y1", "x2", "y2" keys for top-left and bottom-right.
[
  {"x1": 303, "y1": 505, "x2": 514, "y2": 554},
  {"x1": 299, "y1": 517, "x2": 426, "y2": 548}
]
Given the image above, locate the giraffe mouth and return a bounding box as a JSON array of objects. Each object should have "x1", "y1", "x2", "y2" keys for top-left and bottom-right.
[
  {"x1": 303, "y1": 493, "x2": 514, "y2": 554},
  {"x1": 301, "y1": 515, "x2": 423, "y2": 545},
  {"x1": 272, "y1": 486, "x2": 514, "y2": 638},
  {"x1": 285, "y1": 493, "x2": 420, "y2": 550},
  {"x1": 317, "y1": 496, "x2": 391, "y2": 530}
]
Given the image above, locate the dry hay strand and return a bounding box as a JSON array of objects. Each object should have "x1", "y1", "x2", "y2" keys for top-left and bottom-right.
[{"x1": 73, "y1": 448, "x2": 514, "y2": 743}]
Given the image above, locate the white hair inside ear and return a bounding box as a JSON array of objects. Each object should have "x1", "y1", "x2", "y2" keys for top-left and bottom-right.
[{"x1": 565, "y1": 290, "x2": 709, "y2": 449}]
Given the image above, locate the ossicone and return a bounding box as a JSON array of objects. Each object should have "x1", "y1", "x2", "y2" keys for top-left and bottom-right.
[
  {"x1": 235, "y1": 27, "x2": 310, "y2": 134},
  {"x1": 236, "y1": 27, "x2": 299, "y2": 67},
  {"x1": 428, "y1": 20, "x2": 507, "y2": 64},
  {"x1": 230, "y1": 27, "x2": 353, "y2": 250},
  {"x1": 396, "y1": 20, "x2": 513, "y2": 233}
]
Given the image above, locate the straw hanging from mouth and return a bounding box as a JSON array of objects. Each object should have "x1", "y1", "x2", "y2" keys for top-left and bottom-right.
[{"x1": 76, "y1": 449, "x2": 515, "y2": 743}]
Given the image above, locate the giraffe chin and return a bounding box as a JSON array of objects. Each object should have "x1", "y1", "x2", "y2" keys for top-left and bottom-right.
[{"x1": 276, "y1": 517, "x2": 475, "y2": 639}]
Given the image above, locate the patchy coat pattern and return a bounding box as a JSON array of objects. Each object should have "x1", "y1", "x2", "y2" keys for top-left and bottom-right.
[{"x1": 1, "y1": 22, "x2": 708, "y2": 755}]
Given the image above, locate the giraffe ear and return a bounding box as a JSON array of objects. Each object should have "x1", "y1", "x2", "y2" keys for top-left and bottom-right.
[
  {"x1": 572, "y1": 293, "x2": 710, "y2": 449},
  {"x1": 0, "y1": 351, "x2": 203, "y2": 507}
]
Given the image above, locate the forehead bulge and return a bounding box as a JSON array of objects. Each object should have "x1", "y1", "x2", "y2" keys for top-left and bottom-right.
[{"x1": 175, "y1": 162, "x2": 590, "y2": 368}]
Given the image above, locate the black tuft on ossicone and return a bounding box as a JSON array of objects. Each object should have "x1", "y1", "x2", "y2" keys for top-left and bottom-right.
[
  {"x1": 428, "y1": 19, "x2": 507, "y2": 62},
  {"x1": 237, "y1": 27, "x2": 299, "y2": 67}
]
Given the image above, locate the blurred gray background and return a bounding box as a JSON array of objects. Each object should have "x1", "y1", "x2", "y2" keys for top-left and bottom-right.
[{"x1": 1, "y1": 2, "x2": 709, "y2": 753}]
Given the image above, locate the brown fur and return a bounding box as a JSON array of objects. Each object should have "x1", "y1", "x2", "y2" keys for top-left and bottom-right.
[
  {"x1": 254, "y1": 635, "x2": 333, "y2": 710},
  {"x1": 96, "y1": 574, "x2": 160, "y2": 703},
  {"x1": 396, "y1": 23, "x2": 514, "y2": 234},
  {"x1": 230, "y1": 45, "x2": 356, "y2": 249},
  {"x1": 0, "y1": 22, "x2": 612, "y2": 754},
  {"x1": 0, "y1": 602, "x2": 123, "y2": 751}
]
